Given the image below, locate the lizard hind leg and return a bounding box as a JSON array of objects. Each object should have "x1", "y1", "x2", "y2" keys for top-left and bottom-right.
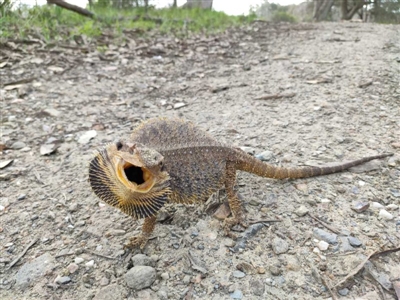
[
  {"x1": 223, "y1": 163, "x2": 248, "y2": 238},
  {"x1": 124, "y1": 215, "x2": 157, "y2": 250}
]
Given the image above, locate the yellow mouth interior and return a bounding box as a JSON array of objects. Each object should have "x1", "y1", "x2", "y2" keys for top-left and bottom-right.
[{"x1": 116, "y1": 161, "x2": 155, "y2": 192}]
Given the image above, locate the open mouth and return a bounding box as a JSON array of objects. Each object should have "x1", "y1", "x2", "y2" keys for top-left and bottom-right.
[{"x1": 116, "y1": 160, "x2": 155, "y2": 192}]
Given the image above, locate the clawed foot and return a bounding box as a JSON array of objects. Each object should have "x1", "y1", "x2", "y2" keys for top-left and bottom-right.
[
  {"x1": 223, "y1": 217, "x2": 249, "y2": 239},
  {"x1": 123, "y1": 235, "x2": 149, "y2": 250}
]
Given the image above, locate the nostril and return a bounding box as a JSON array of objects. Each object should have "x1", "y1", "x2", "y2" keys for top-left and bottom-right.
[{"x1": 116, "y1": 141, "x2": 123, "y2": 150}]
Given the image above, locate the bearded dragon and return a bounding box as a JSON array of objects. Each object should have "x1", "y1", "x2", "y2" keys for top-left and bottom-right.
[{"x1": 88, "y1": 118, "x2": 393, "y2": 249}]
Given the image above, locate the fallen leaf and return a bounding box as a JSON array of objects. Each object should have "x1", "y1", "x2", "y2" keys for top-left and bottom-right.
[
  {"x1": 0, "y1": 159, "x2": 13, "y2": 169},
  {"x1": 78, "y1": 130, "x2": 97, "y2": 144}
]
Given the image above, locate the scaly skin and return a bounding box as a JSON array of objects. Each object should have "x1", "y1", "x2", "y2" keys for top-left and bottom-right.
[{"x1": 88, "y1": 118, "x2": 393, "y2": 249}]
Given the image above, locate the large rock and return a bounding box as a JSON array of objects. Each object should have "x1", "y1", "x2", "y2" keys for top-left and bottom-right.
[
  {"x1": 125, "y1": 266, "x2": 156, "y2": 290},
  {"x1": 15, "y1": 253, "x2": 55, "y2": 289}
]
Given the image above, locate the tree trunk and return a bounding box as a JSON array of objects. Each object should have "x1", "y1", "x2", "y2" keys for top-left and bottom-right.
[
  {"x1": 319, "y1": 0, "x2": 334, "y2": 20},
  {"x1": 341, "y1": 0, "x2": 365, "y2": 20},
  {"x1": 313, "y1": 0, "x2": 334, "y2": 21},
  {"x1": 313, "y1": 0, "x2": 321, "y2": 21}
]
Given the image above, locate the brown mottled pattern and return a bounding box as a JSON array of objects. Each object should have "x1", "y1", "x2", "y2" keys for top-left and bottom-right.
[
  {"x1": 231, "y1": 148, "x2": 393, "y2": 179},
  {"x1": 89, "y1": 118, "x2": 393, "y2": 249}
]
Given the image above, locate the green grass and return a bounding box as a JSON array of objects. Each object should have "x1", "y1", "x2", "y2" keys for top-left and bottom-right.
[{"x1": 0, "y1": 4, "x2": 256, "y2": 42}]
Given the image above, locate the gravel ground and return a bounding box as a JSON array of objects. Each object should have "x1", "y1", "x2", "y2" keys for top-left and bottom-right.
[{"x1": 1, "y1": 21, "x2": 400, "y2": 300}]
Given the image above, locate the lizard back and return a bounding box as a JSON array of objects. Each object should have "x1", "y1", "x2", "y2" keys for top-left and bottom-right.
[{"x1": 130, "y1": 118, "x2": 228, "y2": 204}]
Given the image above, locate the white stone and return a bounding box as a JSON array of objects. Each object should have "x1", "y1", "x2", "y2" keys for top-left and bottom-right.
[
  {"x1": 317, "y1": 240, "x2": 329, "y2": 251},
  {"x1": 85, "y1": 260, "x2": 95, "y2": 267},
  {"x1": 313, "y1": 247, "x2": 320, "y2": 254},
  {"x1": 379, "y1": 209, "x2": 394, "y2": 220},
  {"x1": 74, "y1": 257, "x2": 84, "y2": 264},
  {"x1": 371, "y1": 202, "x2": 384, "y2": 209},
  {"x1": 386, "y1": 204, "x2": 399, "y2": 211}
]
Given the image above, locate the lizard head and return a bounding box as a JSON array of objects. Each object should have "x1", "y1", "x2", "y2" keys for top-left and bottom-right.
[{"x1": 88, "y1": 141, "x2": 171, "y2": 219}]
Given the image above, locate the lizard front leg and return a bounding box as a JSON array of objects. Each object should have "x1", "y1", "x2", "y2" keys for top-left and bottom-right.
[
  {"x1": 223, "y1": 163, "x2": 248, "y2": 237},
  {"x1": 124, "y1": 215, "x2": 157, "y2": 250}
]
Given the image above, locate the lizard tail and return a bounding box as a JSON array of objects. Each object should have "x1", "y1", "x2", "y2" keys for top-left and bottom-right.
[{"x1": 234, "y1": 150, "x2": 393, "y2": 179}]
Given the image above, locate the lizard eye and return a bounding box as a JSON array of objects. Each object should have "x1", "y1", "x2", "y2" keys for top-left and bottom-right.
[{"x1": 116, "y1": 141, "x2": 123, "y2": 150}]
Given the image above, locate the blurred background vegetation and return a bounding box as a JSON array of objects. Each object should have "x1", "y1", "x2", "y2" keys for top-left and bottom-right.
[{"x1": 0, "y1": 0, "x2": 399, "y2": 41}]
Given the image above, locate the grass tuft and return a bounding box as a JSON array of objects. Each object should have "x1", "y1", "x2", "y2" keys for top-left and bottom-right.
[{"x1": 0, "y1": 5, "x2": 256, "y2": 42}]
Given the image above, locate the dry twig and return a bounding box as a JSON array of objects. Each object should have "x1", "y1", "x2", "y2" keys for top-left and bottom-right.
[
  {"x1": 308, "y1": 213, "x2": 341, "y2": 234},
  {"x1": 254, "y1": 92, "x2": 296, "y2": 100},
  {"x1": 7, "y1": 237, "x2": 39, "y2": 269}
]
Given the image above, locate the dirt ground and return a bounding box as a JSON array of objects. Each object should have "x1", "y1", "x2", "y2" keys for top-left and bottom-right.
[{"x1": 1, "y1": 21, "x2": 400, "y2": 300}]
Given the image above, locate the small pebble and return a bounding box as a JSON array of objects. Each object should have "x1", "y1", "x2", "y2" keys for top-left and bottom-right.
[
  {"x1": 232, "y1": 270, "x2": 245, "y2": 278},
  {"x1": 255, "y1": 150, "x2": 273, "y2": 161},
  {"x1": 131, "y1": 254, "x2": 154, "y2": 267},
  {"x1": 338, "y1": 288, "x2": 349, "y2": 296},
  {"x1": 75, "y1": 220, "x2": 85, "y2": 227},
  {"x1": 99, "y1": 277, "x2": 109, "y2": 286},
  {"x1": 386, "y1": 204, "x2": 399, "y2": 210},
  {"x1": 183, "y1": 275, "x2": 191, "y2": 284},
  {"x1": 317, "y1": 240, "x2": 329, "y2": 251},
  {"x1": 313, "y1": 228, "x2": 338, "y2": 245},
  {"x1": 75, "y1": 257, "x2": 84, "y2": 264},
  {"x1": 339, "y1": 236, "x2": 354, "y2": 252},
  {"x1": 294, "y1": 205, "x2": 309, "y2": 217},
  {"x1": 269, "y1": 265, "x2": 281, "y2": 276},
  {"x1": 173, "y1": 102, "x2": 186, "y2": 109},
  {"x1": 17, "y1": 194, "x2": 26, "y2": 201},
  {"x1": 68, "y1": 203, "x2": 78, "y2": 212},
  {"x1": 271, "y1": 237, "x2": 289, "y2": 254},
  {"x1": 55, "y1": 276, "x2": 71, "y2": 284},
  {"x1": 230, "y1": 290, "x2": 243, "y2": 299},
  {"x1": 347, "y1": 236, "x2": 362, "y2": 247},
  {"x1": 85, "y1": 260, "x2": 95, "y2": 268},
  {"x1": 67, "y1": 263, "x2": 79, "y2": 274},
  {"x1": 352, "y1": 201, "x2": 369, "y2": 213},
  {"x1": 257, "y1": 267, "x2": 266, "y2": 274},
  {"x1": 391, "y1": 189, "x2": 400, "y2": 198},
  {"x1": 11, "y1": 141, "x2": 26, "y2": 150},
  {"x1": 379, "y1": 209, "x2": 394, "y2": 220},
  {"x1": 371, "y1": 202, "x2": 385, "y2": 209},
  {"x1": 160, "y1": 272, "x2": 169, "y2": 280}
]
